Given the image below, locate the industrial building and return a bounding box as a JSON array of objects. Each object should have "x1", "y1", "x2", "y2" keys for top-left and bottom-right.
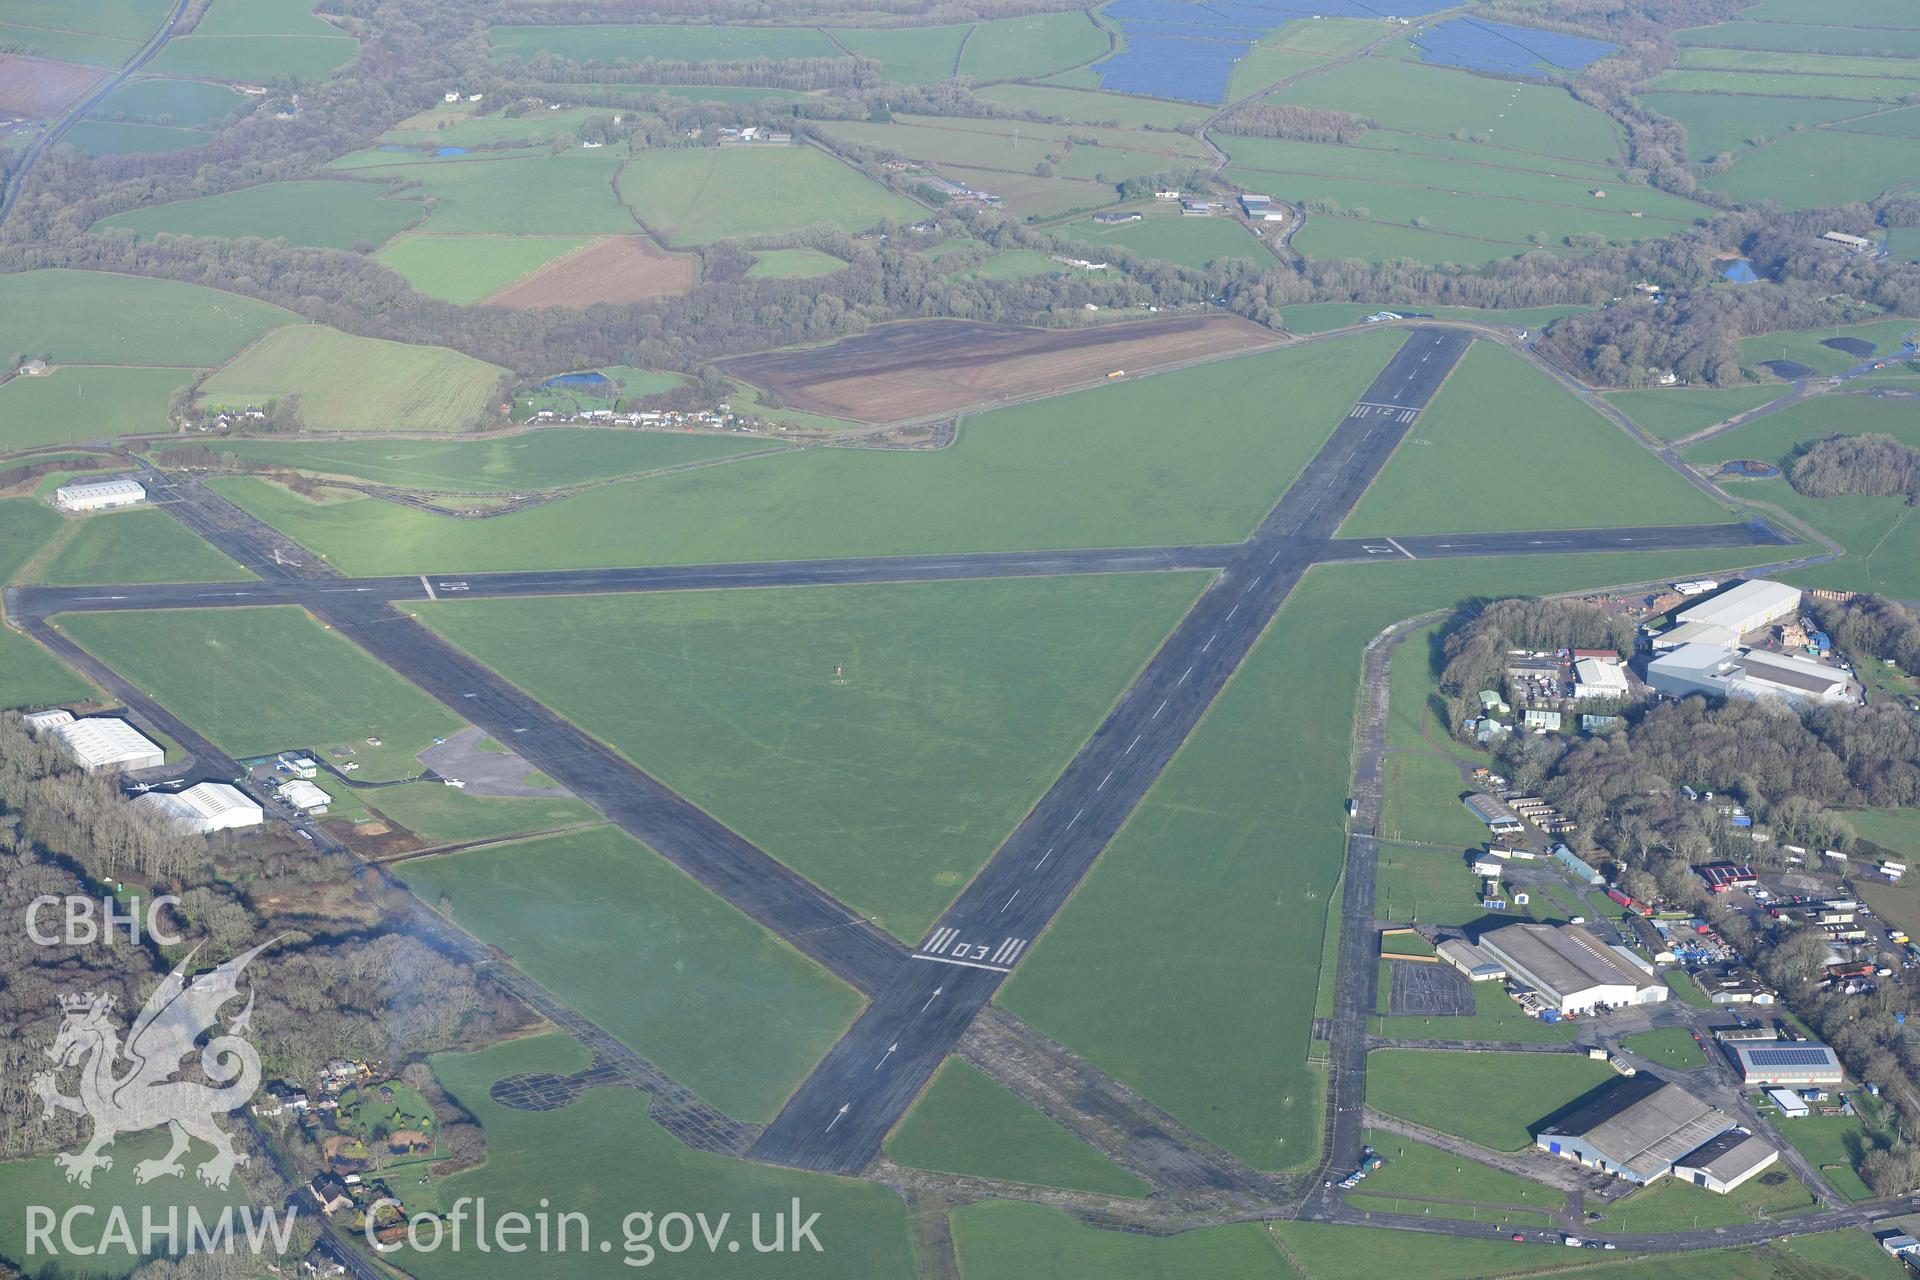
[
  {"x1": 37, "y1": 714, "x2": 165, "y2": 773},
  {"x1": 1572, "y1": 657, "x2": 1630, "y2": 700},
  {"x1": 1669, "y1": 1129, "x2": 1779, "y2": 1193},
  {"x1": 1462, "y1": 793, "x2": 1523, "y2": 835},
  {"x1": 1726, "y1": 1041, "x2": 1844, "y2": 1088},
  {"x1": 1552, "y1": 843, "x2": 1606, "y2": 886},
  {"x1": 1647, "y1": 643, "x2": 1851, "y2": 707},
  {"x1": 277, "y1": 779, "x2": 331, "y2": 813},
  {"x1": 54, "y1": 477, "x2": 147, "y2": 513},
  {"x1": 1475, "y1": 922, "x2": 1667, "y2": 1015},
  {"x1": 1672, "y1": 580, "x2": 1803, "y2": 639},
  {"x1": 1437, "y1": 938, "x2": 1506, "y2": 981},
  {"x1": 1536, "y1": 1075, "x2": 1740, "y2": 1184},
  {"x1": 134, "y1": 783, "x2": 263, "y2": 834}
]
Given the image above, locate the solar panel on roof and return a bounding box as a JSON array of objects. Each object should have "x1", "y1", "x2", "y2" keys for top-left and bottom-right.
[{"x1": 1746, "y1": 1047, "x2": 1835, "y2": 1066}]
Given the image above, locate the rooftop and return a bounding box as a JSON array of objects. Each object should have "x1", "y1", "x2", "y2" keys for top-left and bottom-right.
[
  {"x1": 1675, "y1": 1129, "x2": 1775, "y2": 1183},
  {"x1": 1674, "y1": 579, "x2": 1801, "y2": 633},
  {"x1": 1477, "y1": 922, "x2": 1662, "y2": 1000},
  {"x1": 1540, "y1": 1075, "x2": 1735, "y2": 1180}
]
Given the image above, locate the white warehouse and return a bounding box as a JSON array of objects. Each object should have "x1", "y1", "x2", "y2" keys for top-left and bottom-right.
[
  {"x1": 134, "y1": 782, "x2": 263, "y2": 834},
  {"x1": 54, "y1": 477, "x2": 147, "y2": 513},
  {"x1": 1648, "y1": 644, "x2": 1851, "y2": 708},
  {"x1": 1670, "y1": 580, "x2": 1802, "y2": 641},
  {"x1": 1475, "y1": 922, "x2": 1669, "y2": 1015},
  {"x1": 40, "y1": 715, "x2": 165, "y2": 773}
]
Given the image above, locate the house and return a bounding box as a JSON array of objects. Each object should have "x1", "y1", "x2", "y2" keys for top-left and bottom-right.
[
  {"x1": 1670, "y1": 1130, "x2": 1779, "y2": 1194},
  {"x1": 1474, "y1": 921, "x2": 1665, "y2": 1014},
  {"x1": 308, "y1": 1175, "x2": 353, "y2": 1216},
  {"x1": 1535, "y1": 1074, "x2": 1737, "y2": 1184}
]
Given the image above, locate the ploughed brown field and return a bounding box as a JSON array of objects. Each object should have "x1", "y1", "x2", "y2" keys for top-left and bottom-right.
[
  {"x1": 483, "y1": 234, "x2": 697, "y2": 308},
  {"x1": 0, "y1": 54, "x2": 107, "y2": 117},
  {"x1": 721, "y1": 313, "x2": 1281, "y2": 423}
]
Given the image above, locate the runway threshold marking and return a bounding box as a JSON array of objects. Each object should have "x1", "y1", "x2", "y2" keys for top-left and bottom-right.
[
  {"x1": 915, "y1": 927, "x2": 1028, "y2": 970},
  {"x1": 1384, "y1": 537, "x2": 1413, "y2": 560},
  {"x1": 420, "y1": 575, "x2": 438, "y2": 601}
]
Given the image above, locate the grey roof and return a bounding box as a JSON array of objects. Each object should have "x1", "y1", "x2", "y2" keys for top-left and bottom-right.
[
  {"x1": 1734, "y1": 652, "x2": 1845, "y2": 695},
  {"x1": 1674, "y1": 1129, "x2": 1775, "y2": 1183},
  {"x1": 1540, "y1": 1076, "x2": 1736, "y2": 1180},
  {"x1": 1731, "y1": 1042, "x2": 1842, "y2": 1076},
  {"x1": 1463, "y1": 793, "x2": 1521, "y2": 825},
  {"x1": 1476, "y1": 923, "x2": 1662, "y2": 1002}
]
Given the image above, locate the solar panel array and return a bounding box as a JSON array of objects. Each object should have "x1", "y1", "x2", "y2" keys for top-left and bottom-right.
[{"x1": 1745, "y1": 1047, "x2": 1837, "y2": 1067}]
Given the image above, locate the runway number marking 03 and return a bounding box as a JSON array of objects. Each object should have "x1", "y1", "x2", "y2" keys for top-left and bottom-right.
[{"x1": 916, "y1": 927, "x2": 1029, "y2": 972}]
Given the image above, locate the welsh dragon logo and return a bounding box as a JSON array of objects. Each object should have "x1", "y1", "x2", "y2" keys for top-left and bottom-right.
[{"x1": 32, "y1": 938, "x2": 278, "y2": 1190}]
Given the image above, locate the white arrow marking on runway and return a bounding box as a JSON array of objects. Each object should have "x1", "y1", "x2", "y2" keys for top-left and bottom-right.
[
  {"x1": 826, "y1": 1104, "x2": 849, "y2": 1131},
  {"x1": 875, "y1": 1044, "x2": 897, "y2": 1070},
  {"x1": 921, "y1": 987, "x2": 943, "y2": 1012}
]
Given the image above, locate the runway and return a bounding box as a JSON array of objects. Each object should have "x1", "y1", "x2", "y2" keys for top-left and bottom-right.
[{"x1": 747, "y1": 327, "x2": 1474, "y2": 1173}]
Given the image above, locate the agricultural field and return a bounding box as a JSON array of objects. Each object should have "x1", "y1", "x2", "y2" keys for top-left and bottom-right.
[
  {"x1": 886, "y1": 1060, "x2": 1146, "y2": 1195},
  {"x1": 0, "y1": 366, "x2": 197, "y2": 450},
  {"x1": 1638, "y1": 92, "x2": 1878, "y2": 162},
  {"x1": 820, "y1": 113, "x2": 1211, "y2": 188},
  {"x1": 999, "y1": 549, "x2": 1776, "y2": 1168},
  {"x1": 347, "y1": 148, "x2": 640, "y2": 236},
  {"x1": 397, "y1": 826, "x2": 863, "y2": 1121},
  {"x1": 31, "y1": 508, "x2": 250, "y2": 586},
  {"x1": 89, "y1": 75, "x2": 247, "y2": 126},
  {"x1": 0, "y1": 499, "x2": 94, "y2": 711},
  {"x1": 1604, "y1": 385, "x2": 1788, "y2": 441},
  {"x1": 145, "y1": 0, "x2": 357, "y2": 84},
  {"x1": 832, "y1": 24, "x2": 968, "y2": 84},
  {"x1": 616, "y1": 145, "x2": 921, "y2": 246},
  {"x1": 416, "y1": 574, "x2": 1208, "y2": 939},
  {"x1": 951, "y1": 1203, "x2": 1279, "y2": 1280},
  {"x1": 0, "y1": 270, "x2": 293, "y2": 368},
  {"x1": 404, "y1": 1035, "x2": 916, "y2": 1280},
  {"x1": 489, "y1": 24, "x2": 838, "y2": 64},
  {"x1": 377, "y1": 103, "x2": 613, "y2": 148},
  {"x1": 375, "y1": 233, "x2": 595, "y2": 305},
  {"x1": 60, "y1": 119, "x2": 213, "y2": 154},
  {"x1": 54, "y1": 605, "x2": 464, "y2": 780},
  {"x1": 973, "y1": 82, "x2": 1209, "y2": 128},
  {"x1": 743, "y1": 247, "x2": 846, "y2": 279},
  {"x1": 195, "y1": 326, "x2": 507, "y2": 432},
  {"x1": 1062, "y1": 210, "x2": 1265, "y2": 270},
  {"x1": 96, "y1": 179, "x2": 424, "y2": 249},
  {"x1": 483, "y1": 235, "x2": 697, "y2": 306},
  {"x1": 208, "y1": 429, "x2": 766, "y2": 492},
  {"x1": 958, "y1": 10, "x2": 1109, "y2": 83},
  {"x1": 1341, "y1": 342, "x2": 1729, "y2": 537},
  {"x1": 0, "y1": 53, "x2": 105, "y2": 117},
  {"x1": 1367, "y1": 1049, "x2": 1615, "y2": 1151},
  {"x1": 723, "y1": 313, "x2": 1281, "y2": 423},
  {"x1": 0, "y1": 25, "x2": 140, "y2": 68},
  {"x1": 1711, "y1": 128, "x2": 1920, "y2": 208},
  {"x1": 1278, "y1": 302, "x2": 1586, "y2": 335},
  {"x1": 948, "y1": 248, "x2": 1080, "y2": 280}
]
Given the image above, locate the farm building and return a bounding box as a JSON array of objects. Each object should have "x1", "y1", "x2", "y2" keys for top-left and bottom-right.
[
  {"x1": 1572, "y1": 658, "x2": 1630, "y2": 700},
  {"x1": 1669, "y1": 1129, "x2": 1779, "y2": 1194},
  {"x1": 1726, "y1": 1042, "x2": 1843, "y2": 1088},
  {"x1": 1648, "y1": 644, "x2": 1851, "y2": 707},
  {"x1": 1462, "y1": 793, "x2": 1523, "y2": 835},
  {"x1": 1672, "y1": 580, "x2": 1802, "y2": 640},
  {"x1": 46, "y1": 716, "x2": 164, "y2": 773},
  {"x1": 1822, "y1": 231, "x2": 1872, "y2": 251},
  {"x1": 134, "y1": 782, "x2": 263, "y2": 834},
  {"x1": 1474, "y1": 921, "x2": 1666, "y2": 1015},
  {"x1": 1535, "y1": 1074, "x2": 1737, "y2": 1185},
  {"x1": 54, "y1": 477, "x2": 147, "y2": 513}
]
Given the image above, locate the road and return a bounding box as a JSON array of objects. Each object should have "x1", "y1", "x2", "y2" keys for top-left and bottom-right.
[{"x1": 747, "y1": 327, "x2": 1476, "y2": 1173}]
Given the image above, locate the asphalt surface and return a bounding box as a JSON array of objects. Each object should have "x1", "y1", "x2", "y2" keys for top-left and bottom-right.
[{"x1": 748, "y1": 327, "x2": 1475, "y2": 1173}]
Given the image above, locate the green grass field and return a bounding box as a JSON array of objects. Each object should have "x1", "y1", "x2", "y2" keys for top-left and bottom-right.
[
  {"x1": 1063, "y1": 211, "x2": 1264, "y2": 269},
  {"x1": 210, "y1": 429, "x2": 766, "y2": 492},
  {"x1": 0, "y1": 21, "x2": 140, "y2": 64},
  {"x1": 1279, "y1": 303, "x2": 1585, "y2": 335},
  {"x1": 404, "y1": 1034, "x2": 914, "y2": 1280},
  {"x1": 1291, "y1": 217, "x2": 1569, "y2": 268},
  {"x1": 833, "y1": 23, "x2": 967, "y2": 83},
  {"x1": 32, "y1": 508, "x2": 249, "y2": 586},
  {"x1": 90, "y1": 75, "x2": 245, "y2": 126},
  {"x1": 0, "y1": 365, "x2": 196, "y2": 450},
  {"x1": 204, "y1": 330, "x2": 1404, "y2": 575},
  {"x1": 196, "y1": 326, "x2": 506, "y2": 432},
  {"x1": 54, "y1": 605, "x2": 463, "y2": 779},
  {"x1": 973, "y1": 83, "x2": 1209, "y2": 128},
  {"x1": 0, "y1": 1130, "x2": 251, "y2": 1278},
  {"x1": 1766, "y1": 1107, "x2": 1887, "y2": 1202},
  {"x1": 1711, "y1": 128, "x2": 1920, "y2": 208},
  {"x1": 398, "y1": 827, "x2": 862, "y2": 1121},
  {"x1": 0, "y1": 270, "x2": 293, "y2": 368},
  {"x1": 96, "y1": 179, "x2": 420, "y2": 249},
  {"x1": 1373, "y1": 841, "x2": 1488, "y2": 925},
  {"x1": 1619, "y1": 1026, "x2": 1707, "y2": 1068},
  {"x1": 490, "y1": 23, "x2": 836, "y2": 63},
  {"x1": 1600, "y1": 1169, "x2": 1816, "y2": 1231},
  {"x1": 1270, "y1": 59, "x2": 1624, "y2": 163},
  {"x1": 1738, "y1": 319, "x2": 1919, "y2": 376},
  {"x1": 744, "y1": 247, "x2": 847, "y2": 278},
  {"x1": 376, "y1": 233, "x2": 593, "y2": 304},
  {"x1": 1368, "y1": 1049, "x2": 1615, "y2": 1151},
  {"x1": 1343, "y1": 342, "x2": 1728, "y2": 536},
  {"x1": 958, "y1": 10, "x2": 1110, "y2": 82},
  {"x1": 1644, "y1": 68, "x2": 1920, "y2": 102},
  {"x1": 378, "y1": 105, "x2": 620, "y2": 148},
  {"x1": 61, "y1": 120, "x2": 211, "y2": 155},
  {"x1": 1638, "y1": 92, "x2": 1876, "y2": 161},
  {"x1": 1849, "y1": 808, "x2": 1920, "y2": 858},
  {"x1": 1379, "y1": 753, "x2": 1487, "y2": 849},
  {"x1": 7, "y1": 0, "x2": 171, "y2": 39},
  {"x1": 952, "y1": 1203, "x2": 1279, "y2": 1280},
  {"x1": 1371, "y1": 962, "x2": 1579, "y2": 1044},
  {"x1": 417, "y1": 574, "x2": 1205, "y2": 939},
  {"x1": 349, "y1": 148, "x2": 640, "y2": 236},
  {"x1": 145, "y1": 32, "x2": 356, "y2": 84},
  {"x1": 1000, "y1": 549, "x2": 1776, "y2": 1170},
  {"x1": 886, "y1": 1059, "x2": 1147, "y2": 1195},
  {"x1": 1359, "y1": 1129, "x2": 1567, "y2": 1212},
  {"x1": 1677, "y1": 19, "x2": 1920, "y2": 56},
  {"x1": 950, "y1": 248, "x2": 1082, "y2": 279},
  {"x1": 617, "y1": 145, "x2": 921, "y2": 246},
  {"x1": 823, "y1": 114, "x2": 1209, "y2": 181},
  {"x1": 330, "y1": 774, "x2": 599, "y2": 846},
  {"x1": 0, "y1": 499, "x2": 94, "y2": 710},
  {"x1": 1604, "y1": 385, "x2": 1788, "y2": 440}
]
